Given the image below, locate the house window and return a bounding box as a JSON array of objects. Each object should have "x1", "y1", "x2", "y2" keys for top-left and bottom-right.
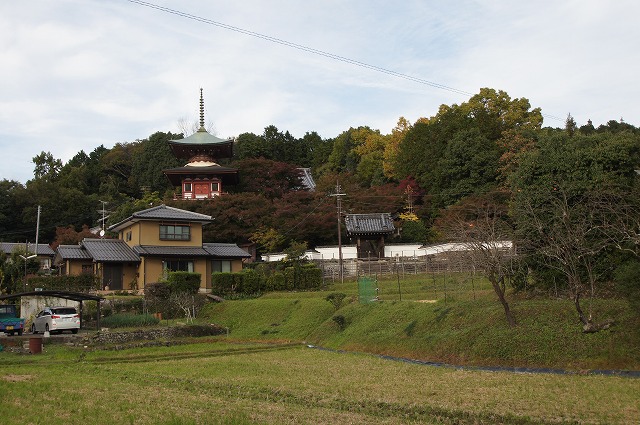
[
  {"x1": 163, "y1": 260, "x2": 194, "y2": 273},
  {"x1": 184, "y1": 182, "x2": 192, "y2": 192},
  {"x1": 39, "y1": 258, "x2": 51, "y2": 269},
  {"x1": 211, "y1": 182, "x2": 220, "y2": 192},
  {"x1": 159, "y1": 224, "x2": 191, "y2": 241},
  {"x1": 81, "y1": 264, "x2": 93, "y2": 274},
  {"x1": 126, "y1": 231, "x2": 132, "y2": 241},
  {"x1": 212, "y1": 260, "x2": 231, "y2": 273}
]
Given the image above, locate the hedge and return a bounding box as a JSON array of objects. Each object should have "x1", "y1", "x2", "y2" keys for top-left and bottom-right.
[
  {"x1": 27, "y1": 274, "x2": 100, "y2": 293},
  {"x1": 211, "y1": 263, "x2": 323, "y2": 297},
  {"x1": 166, "y1": 271, "x2": 201, "y2": 294}
]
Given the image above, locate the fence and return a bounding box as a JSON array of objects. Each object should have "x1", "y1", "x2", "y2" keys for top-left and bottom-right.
[{"x1": 314, "y1": 251, "x2": 477, "y2": 282}]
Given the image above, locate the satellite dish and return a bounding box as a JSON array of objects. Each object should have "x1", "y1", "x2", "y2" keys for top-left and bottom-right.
[{"x1": 100, "y1": 230, "x2": 105, "y2": 237}]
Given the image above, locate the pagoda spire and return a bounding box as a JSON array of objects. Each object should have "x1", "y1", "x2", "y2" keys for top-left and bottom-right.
[{"x1": 198, "y1": 88, "x2": 206, "y2": 131}]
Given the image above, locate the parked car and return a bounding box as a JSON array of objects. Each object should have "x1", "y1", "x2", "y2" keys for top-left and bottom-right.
[
  {"x1": 31, "y1": 306, "x2": 80, "y2": 334},
  {"x1": 0, "y1": 304, "x2": 25, "y2": 336}
]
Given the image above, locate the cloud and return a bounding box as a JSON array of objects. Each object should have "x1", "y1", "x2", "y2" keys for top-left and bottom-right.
[{"x1": 1, "y1": 0, "x2": 639, "y2": 183}]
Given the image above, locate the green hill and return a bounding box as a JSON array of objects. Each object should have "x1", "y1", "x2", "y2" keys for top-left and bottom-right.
[{"x1": 199, "y1": 274, "x2": 640, "y2": 371}]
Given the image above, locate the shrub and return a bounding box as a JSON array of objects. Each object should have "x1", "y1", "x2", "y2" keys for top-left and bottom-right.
[
  {"x1": 266, "y1": 272, "x2": 286, "y2": 292},
  {"x1": 105, "y1": 297, "x2": 144, "y2": 315},
  {"x1": 167, "y1": 271, "x2": 201, "y2": 294},
  {"x1": 239, "y1": 269, "x2": 262, "y2": 295},
  {"x1": 211, "y1": 272, "x2": 239, "y2": 296},
  {"x1": 332, "y1": 314, "x2": 347, "y2": 330},
  {"x1": 325, "y1": 293, "x2": 346, "y2": 310},
  {"x1": 283, "y1": 263, "x2": 322, "y2": 290},
  {"x1": 101, "y1": 313, "x2": 159, "y2": 328},
  {"x1": 614, "y1": 259, "x2": 640, "y2": 310}
]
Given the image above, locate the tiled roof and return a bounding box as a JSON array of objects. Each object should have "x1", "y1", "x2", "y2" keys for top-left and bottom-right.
[
  {"x1": 82, "y1": 239, "x2": 140, "y2": 263},
  {"x1": 132, "y1": 205, "x2": 212, "y2": 222},
  {"x1": 133, "y1": 246, "x2": 211, "y2": 257},
  {"x1": 56, "y1": 245, "x2": 92, "y2": 260},
  {"x1": 296, "y1": 168, "x2": 316, "y2": 191},
  {"x1": 170, "y1": 130, "x2": 232, "y2": 146},
  {"x1": 345, "y1": 213, "x2": 395, "y2": 235},
  {"x1": 108, "y1": 204, "x2": 212, "y2": 232},
  {"x1": 0, "y1": 242, "x2": 55, "y2": 256},
  {"x1": 203, "y1": 243, "x2": 251, "y2": 258}
]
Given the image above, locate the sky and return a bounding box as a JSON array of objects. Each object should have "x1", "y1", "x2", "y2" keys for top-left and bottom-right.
[{"x1": 1, "y1": 0, "x2": 639, "y2": 184}]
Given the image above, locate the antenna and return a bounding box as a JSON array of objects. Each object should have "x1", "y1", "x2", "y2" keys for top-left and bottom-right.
[
  {"x1": 329, "y1": 181, "x2": 346, "y2": 284},
  {"x1": 99, "y1": 200, "x2": 108, "y2": 236}
]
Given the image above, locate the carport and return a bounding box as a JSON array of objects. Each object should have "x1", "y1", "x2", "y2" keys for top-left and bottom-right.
[{"x1": 0, "y1": 290, "x2": 105, "y2": 330}]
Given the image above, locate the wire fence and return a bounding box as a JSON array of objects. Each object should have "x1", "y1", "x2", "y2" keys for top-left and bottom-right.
[{"x1": 315, "y1": 251, "x2": 477, "y2": 282}]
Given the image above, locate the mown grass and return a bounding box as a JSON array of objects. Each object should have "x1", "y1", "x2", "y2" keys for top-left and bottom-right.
[{"x1": 1, "y1": 343, "x2": 638, "y2": 424}]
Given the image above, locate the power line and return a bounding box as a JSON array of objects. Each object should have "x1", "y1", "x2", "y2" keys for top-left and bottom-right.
[
  {"x1": 126, "y1": 1, "x2": 564, "y2": 122},
  {"x1": 128, "y1": 0, "x2": 470, "y2": 96}
]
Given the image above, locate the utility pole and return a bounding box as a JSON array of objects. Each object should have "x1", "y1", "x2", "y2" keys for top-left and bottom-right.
[
  {"x1": 329, "y1": 181, "x2": 346, "y2": 283},
  {"x1": 35, "y1": 205, "x2": 40, "y2": 255}
]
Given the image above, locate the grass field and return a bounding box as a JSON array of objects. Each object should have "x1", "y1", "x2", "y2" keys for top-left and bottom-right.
[
  {"x1": 1, "y1": 341, "x2": 639, "y2": 425},
  {"x1": 200, "y1": 273, "x2": 640, "y2": 370},
  {"x1": 1, "y1": 272, "x2": 638, "y2": 424}
]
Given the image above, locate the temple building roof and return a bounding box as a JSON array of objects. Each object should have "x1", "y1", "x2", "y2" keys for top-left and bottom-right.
[{"x1": 345, "y1": 213, "x2": 395, "y2": 236}]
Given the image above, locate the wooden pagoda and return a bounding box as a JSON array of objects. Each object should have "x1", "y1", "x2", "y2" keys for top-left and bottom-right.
[{"x1": 163, "y1": 89, "x2": 238, "y2": 200}]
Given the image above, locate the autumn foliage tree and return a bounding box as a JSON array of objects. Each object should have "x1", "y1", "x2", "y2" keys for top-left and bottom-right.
[{"x1": 436, "y1": 191, "x2": 517, "y2": 327}]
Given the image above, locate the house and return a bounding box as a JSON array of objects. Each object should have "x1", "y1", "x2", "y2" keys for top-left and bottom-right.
[
  {"x1": 0, "y1": 242, "x2": 56, "y2": 271},
  {"x1": 54, "y1": 204, "x2": 250, "y2": 292}
]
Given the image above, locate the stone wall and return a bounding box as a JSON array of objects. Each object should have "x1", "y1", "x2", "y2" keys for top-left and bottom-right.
[{"x1": 87, "y1": 324, "x2": 227, "y2": 345}]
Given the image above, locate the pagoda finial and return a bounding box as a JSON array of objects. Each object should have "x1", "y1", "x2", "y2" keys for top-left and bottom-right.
[{"x1": 199, "y1": 88, "x2": 205, "y2": 131}]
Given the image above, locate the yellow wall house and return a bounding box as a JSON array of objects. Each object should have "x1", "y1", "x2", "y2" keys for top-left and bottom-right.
[{"x1": 54, "y1": 205, "x2": 250, "y2": 292}]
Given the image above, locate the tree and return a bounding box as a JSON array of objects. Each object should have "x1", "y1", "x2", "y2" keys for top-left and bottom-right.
[
  {"x1": 235, "y1": 132, "x2": 269, "y2": 160},
  {"x1": 394, "y1": 88, "x2": 542, "y2": 209},
  {"x1": 232, "y1": 158, "x2": 305, "y2": 199},
  {"x1": 433, "y1": 127, "x2": 500, "y2": 207},
  {"x1": 325, "y1": 127, "x2": 380, "y2": 176},
  {"x1": 383, "y1": 116, "x2": 413, "y2": 179},
  {"x1": 509, "y1": 131, "x2": 640, "y2": 331},
  {"x1": 0, "y1": 179, "x2": 25, "y2": 241},
  {"x1": 436, "y1": 191, "x2": 517, "y2": 327},
  {"x1": 32, "y1": 151, "x2": 62, "y2": 181},
  {"x1": 0, "y1": 247, "x2": 40, "y2": 294},
  {"x1": 565, "y1": 113, "x2": 577, "y2": 137},
  {"x1": 250, "y1": 226, "x2": 287, "y2": 253},
  {"x1": 181, "y1": 192, "x2": 276, "y2": 245},
  {"x1": 51, "y1": 225, "x2": 98, "y2": 250},
  {"x1": 130, "y1": 132, "x2": 182, "y2": 195},
  {"x1": 107, "y1": 191, "x2": 164, "y2": 227}
]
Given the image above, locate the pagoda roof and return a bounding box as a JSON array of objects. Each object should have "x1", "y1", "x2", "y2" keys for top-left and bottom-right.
[
  {"x1": 163, "y1": 165, "x2": 239, "y2": 186},
  {"x1": 168, "y1": 89, "x2": 234, "y2": 160},
  {"x1": 170, "y1": 129, "x2": 233, "y2": 147}
]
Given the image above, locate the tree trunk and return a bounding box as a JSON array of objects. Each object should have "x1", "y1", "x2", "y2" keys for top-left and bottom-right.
[
  {"x1": 573, "y1": 291, "x2": 589, "y2": 326},
  {"x1": 573, "y1": 291, "x2": 615, "y2": 333},
  {"x1": 490, "y1": 278, "x2": 517, "y2": 327}
]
